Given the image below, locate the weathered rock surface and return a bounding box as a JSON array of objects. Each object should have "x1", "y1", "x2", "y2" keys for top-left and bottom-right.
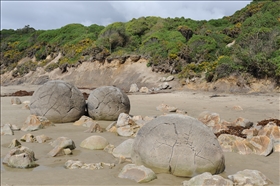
[
  {"x1": 30, "y1": 80, "x2": 86, "y2": 123},
  {"x1": 112, "y1": 139, "x2": 134, "y2": 158},
  {"x1": 129, "y1": 84, "x2": 139, "y2": 93},
  {"x1": 11, "y1": 97, "x2": 22, "y2": 105},
  {"x1": 218, "y1": 134, "x2": 273, "y2": 156},
  {"x1": 182, "y1": 172, "x2": 233, "y2": 186},
  {"x1": 1, "y1": 123, "x2": 14, "y2": 135},
  {"x1": 20, "y1": 133, "x2": 35, "y2": 142},
  {"x1": 48, "y1": 137, "x2": 76, "y2": 157},
  {"x1": 80, "y1": 135, "x2": 109, "y2": 150},
  {"x1": 73, "y1": 115, "x2": 94, "y2": 126},
  {"x1": 8, "y1": 139, "x2": 22, "y2": 148},
  {"x1": 228, "y1": 169, "x2": 273, "y2": 186},
  {"x1": 21, "y1": 115, "x2": 53, "y2": 131},
  {"x1": 2, "y1": 146, "x2": 38, "y2": 168},
  {"x1": 118, "y1": 164, "x2": 157, "y2": 183},
  {"x1": 131, "y1": 114, "x2": 225, "y2": 177},
  {"x1": 87, "y1": 86, "x2": 130, "y2": 121},
  {"x1": 64, "y1": 160, "x2": 115, "y2": 170}
]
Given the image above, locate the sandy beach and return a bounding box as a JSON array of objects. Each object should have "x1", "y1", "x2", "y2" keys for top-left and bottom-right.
[{"x1": 1, "y1": 85, "x2": 279, "y2": 185}]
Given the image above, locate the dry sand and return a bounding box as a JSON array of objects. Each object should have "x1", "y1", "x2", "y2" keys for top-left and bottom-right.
[{"x1": 1, "y1": 85, "x2": 279, "y2": 185}]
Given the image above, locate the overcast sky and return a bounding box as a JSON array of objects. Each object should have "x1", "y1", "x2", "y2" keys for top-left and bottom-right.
[{"x1": 1, "y1": 1, "x2": 252, "y2": 30}]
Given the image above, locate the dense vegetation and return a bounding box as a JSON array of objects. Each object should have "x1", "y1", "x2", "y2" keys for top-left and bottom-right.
[{"x1": 1, "y1": 0, "x2": 280, "y2": 84}]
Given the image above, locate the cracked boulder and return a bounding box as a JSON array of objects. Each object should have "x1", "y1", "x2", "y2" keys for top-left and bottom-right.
[
  {"x1": 87, "y1": 86, "x2": 130, "y2": 121},
  {"x1": 30, "y1": 80, "x2": 86, "y2": 123},
  {"x1": 131, "y1": 114, "x2": 225, "y2": 177}
]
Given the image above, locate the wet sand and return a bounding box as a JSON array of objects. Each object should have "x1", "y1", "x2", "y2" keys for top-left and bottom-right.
[{"x1": 1, "y1": 85, "x2": 279, "y2": 185}]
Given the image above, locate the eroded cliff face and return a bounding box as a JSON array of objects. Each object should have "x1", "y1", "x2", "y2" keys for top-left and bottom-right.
[
  {"x1": 0, "y1": 57, "x2": 168, "y2": 91},
  {"x1": 1, "y1": 56, "x2": 278, "y2": 93}
]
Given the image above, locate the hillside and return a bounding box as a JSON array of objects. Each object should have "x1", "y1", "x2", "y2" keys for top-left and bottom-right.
[{"x1": 1, "y1": 0, "x2": 279, "y2": 91}]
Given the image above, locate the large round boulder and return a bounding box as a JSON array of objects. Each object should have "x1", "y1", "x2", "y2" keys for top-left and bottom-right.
[
  {"x1": 87, "y1": 86, "x2": 130, "y2": 121},
  {"x1": 131, "y1": 114, "x2": 225, "y2": 177},
  {"x1": 30, "y1": 80, "x2": 85, "y2": 123}
]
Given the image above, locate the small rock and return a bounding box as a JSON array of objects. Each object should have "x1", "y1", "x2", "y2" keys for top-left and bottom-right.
[
  {"x1": 112, "y1": 139, "x2": 134, "y2": 158},
  {"x1": 182, "y1": 172, "x2": 233, "y2": 186},
  {"x1": 117, "y1": 125, "x2": 134, "y2": 137},
  {"x1": 139, "y1": 87, "x2": 150, "y2": 93},
  {"x1": 129, "y1": 84, "x2": 139, "y2": 93},
  {"x1": 84, "y1": 123, "x2": 103, "y2": 133},
  {"x1": 22, "y1": 101, "x2": 30, "y2": 110},
  {"x1": 198, "y1": 111, "x2": 220, "y2": 127},
  {"x1": 116, "y1": 113, "x2": 132, "y2": 127},
  {"x1": 159, "y1": 82, "x2": 170, "y2": 90},
  {"x1": 63, "y1": 148, "x2": 72, "y2": 155},
  {"x1": 156, "y1": 103, "x2": 177, "y2": 112},
  {"x1": 8, "y1": 139, "x2": 22, "y2": 148},
  {"x1": 104, "y1": 144, "x2": 115, "y2": 154},
  {"x1": 2, "y1": 146, "x2": 38, "y2": 168},
  {"x1": 11, "y1": 97, "x2": 22, "y2": 105},
  {"x1": 118, "y1": 164, "x2": 157, "y2": 183},
  {"x1": 80, "y1": 135, "x2": 109, "y2": 150},
  {"x1": 1, "y1": 123, "x2": 14, "y2": 135},
  {"x1": 21, "y1": 115, "x2": 53, "y2": 132},
  {"x1": 20, "y1": 133, "x2": 35, "y2": 143},
  {"x1": 165, "y1": 75, "x2": 174, "y2": 82},
  {"x1": 233, "y1": 117, "x2": 253, "y2": 128},
  {"x1": 233, "y1": 105, "x2": 243, "y2": 111},
  {"x1": 73, "y1": 115, "x2": 94, "y2": 126},
  {"x1": 160, "y1": 77, "x2": 166, "y2": 82},
  {"x1": 48, "y1": 137, "x2": 76, "y2": 157},
  {"x1": 228, "y1": 169, "x2": 273, "y2": 186},
  {"x1": 130, "y1": 55, "x2": 141, "y2": 62},
  {"x1": 11, "y1": 124, "x2": 20, "y2": 131},
  {"x1": 35, "y1": 134, "x2": 51, "y2": 143},
  {"x1": 106, "y1": 121, "x2": 117, "y2": 131}
]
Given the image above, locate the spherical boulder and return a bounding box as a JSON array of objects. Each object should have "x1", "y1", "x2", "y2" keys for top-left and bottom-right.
[
  {"x1": 30, "y1": 80, "x2": 85, "y2": 123},
  {"x1": 87, "y1": 86, "x2": 130, "y2": 121},
  {"x1": 131, "y1": 114, "x2": 225, "y2": 177}
]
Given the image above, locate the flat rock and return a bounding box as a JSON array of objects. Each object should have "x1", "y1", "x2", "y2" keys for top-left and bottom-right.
[
  {"x1": 80, "y1": 135, "x2": 109, "y2": 150},
  {"x1": 118, "y1": 164, "x2": 157, "y2": 183},
  {"x1": 228, "y1": 169, "x2": 273, "y2": 186},
  {"x1": 182, "y1": 172, "x2": 233, "y2": 186}
]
